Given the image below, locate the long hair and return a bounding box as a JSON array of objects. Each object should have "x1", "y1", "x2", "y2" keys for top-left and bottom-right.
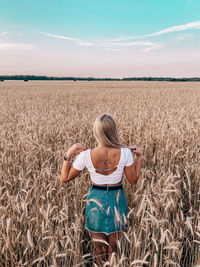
[{"x1": 93, "y1": 113, "x2": 124, "y2": 148}]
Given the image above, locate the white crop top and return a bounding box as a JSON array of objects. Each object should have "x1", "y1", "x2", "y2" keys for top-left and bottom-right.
[{"x1": 72, "y1": 147, "x2": 134, "y2": 184}]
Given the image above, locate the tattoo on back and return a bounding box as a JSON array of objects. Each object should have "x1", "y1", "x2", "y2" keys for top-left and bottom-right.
[{"x1": 104, "y1": 150, "x2": 112, "y2": 168}]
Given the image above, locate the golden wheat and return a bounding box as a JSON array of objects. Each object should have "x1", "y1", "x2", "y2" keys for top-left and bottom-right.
[{"x1": 0, "y1": 81, "x2": 199, "y2": 266}]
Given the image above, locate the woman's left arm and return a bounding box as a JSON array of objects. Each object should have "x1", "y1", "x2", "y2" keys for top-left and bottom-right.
[{"x1": 60, "y1": 143, "x2": 86, "y2": 183}]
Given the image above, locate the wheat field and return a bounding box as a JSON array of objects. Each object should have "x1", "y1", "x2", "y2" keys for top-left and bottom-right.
[{"x1": 0, "y1": 81, "x2": 199, "y2": 267}]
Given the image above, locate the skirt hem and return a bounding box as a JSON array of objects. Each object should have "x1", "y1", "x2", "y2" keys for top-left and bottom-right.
[{"x1": 85, "y1": 225, "x2": 128, "y2": 235}]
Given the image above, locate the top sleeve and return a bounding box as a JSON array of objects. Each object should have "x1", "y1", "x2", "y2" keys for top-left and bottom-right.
[
  {"x1": 125, "y1": 148, "x2": 134, "y2": 166},
  {"x1": 72, "y1": 151, "x2": 86, "y2": 171}
]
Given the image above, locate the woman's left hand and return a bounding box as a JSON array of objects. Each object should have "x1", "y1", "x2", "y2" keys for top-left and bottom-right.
[
  {"x1": 129, "y1": 145, "x2": 142, "y2": 158},
  {"x1": 65, "y1": 143, "x2": 86, "y2": 157}
]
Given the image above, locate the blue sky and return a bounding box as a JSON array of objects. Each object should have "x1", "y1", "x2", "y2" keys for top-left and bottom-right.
[{"x1": 0, "y1": 0, "x2": 200, "y2": 77}]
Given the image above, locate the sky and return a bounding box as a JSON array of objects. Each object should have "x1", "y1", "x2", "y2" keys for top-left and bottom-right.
[{"x1": 0, "y1": 0, "x2": 200, "y2": 77}]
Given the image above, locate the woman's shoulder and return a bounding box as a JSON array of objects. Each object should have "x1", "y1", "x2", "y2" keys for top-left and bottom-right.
[
  {"x1": 80, "y1": 149, "x2": 90, "y2": 156},
  {"x1": 120, "y1": 147, "x2": 133, "y2": 162},
  {"x1": 121, "y1": 147, "x2": 131, "y2": 153},
  {"x1": 80, "y1": 149, "x2": 91, "y2": 161}
]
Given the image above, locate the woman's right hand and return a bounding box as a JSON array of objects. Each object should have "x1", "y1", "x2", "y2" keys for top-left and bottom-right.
[
  {"x1": 129, "y1": 145, "x2": 142, "y2": 158},
  {"x1": 66, "y1": 143, "x2": 86, "y2": 157}
]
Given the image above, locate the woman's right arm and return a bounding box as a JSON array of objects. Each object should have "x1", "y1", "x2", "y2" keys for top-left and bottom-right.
[
  {"x1": 124, "y1": 146, "x2": 142, "y2": 185},
  {"x1": 60, "y1": 143, "x2": 86, "y2": 183}
]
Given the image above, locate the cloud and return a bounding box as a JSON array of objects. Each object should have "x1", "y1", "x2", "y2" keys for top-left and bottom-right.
[
  {"x1": 38, "y1": 31, "x2": 95, "y2": 46},
  {"x1": 141, "y1": 43, "x2": 162, "y2": 51},
  {"x1": 38, "y1": 31, "x2": 161, "y2": 51},
  {"x1": 99, "y1": 40, "x2": 156, "y2": 47},
  {"x1": 174, "y1": 33, "x2": 194, "y2": 41},
  {"x1": 105, "y1": 21, "x2": 200, "y2": 42},
  {"x1": 0, "y1": 43, "x2": 35, "y2": 50},
  {"x1": 151, "y1": 21, "x2": 200, "y2": 35},
  {"x1": 105, "y1": 48, "x2": 126, "y2": 51},
  {"x1": 38, "y1": 31, "x2": 77, "y2": 41},
  {"x1": 39, "y1": 21, "x2": 200, "y2": 52},
  {"x1": 0, "y1": 32, "x2": 8, "y2": 36},
  {"x1": 102, "y1": 40, "x2": 162, "y2": 51},
  {"x1": 111, "y1": 41, "x2": 158, "y2": 47}
]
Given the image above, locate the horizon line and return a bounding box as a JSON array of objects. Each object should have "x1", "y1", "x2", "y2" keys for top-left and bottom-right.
[{"x1": 1, "y1": 74, "x2": 200, "y2": 80}]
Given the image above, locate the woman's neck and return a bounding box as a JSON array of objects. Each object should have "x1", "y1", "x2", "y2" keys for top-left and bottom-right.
[
  {"x1": 96, "y1": 144, "x2": 119, "y2": 150},
  {"x1": 97, "y1": 144, "x2": 106, "y2": 149}
]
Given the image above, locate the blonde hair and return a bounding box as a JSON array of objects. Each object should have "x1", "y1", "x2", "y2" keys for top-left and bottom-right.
[{"x1": 93, "y1": 113, "x2": 124, "y2": 148}]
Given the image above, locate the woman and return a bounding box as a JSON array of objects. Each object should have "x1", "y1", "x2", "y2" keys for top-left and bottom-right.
[{"x1": 60, "y1": 113, "x2": 142, "y2": 266}]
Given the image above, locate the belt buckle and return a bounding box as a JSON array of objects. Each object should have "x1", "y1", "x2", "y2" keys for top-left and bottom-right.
[{"x1": 106, "y1": 185, "x2": 109, "y2": 191}]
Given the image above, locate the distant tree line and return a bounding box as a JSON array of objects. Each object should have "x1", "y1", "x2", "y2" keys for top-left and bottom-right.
[
  {"x1": 0, "y1": 75, "x2": 200, "y2": 82},
  {"x1": 122, "y1": 77, "x2": 200, "y2": 81}
]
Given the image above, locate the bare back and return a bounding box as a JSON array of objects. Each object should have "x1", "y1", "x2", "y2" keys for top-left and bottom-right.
[{"x1": 90, "y1": 147, "x2": 122, "y2": 185}]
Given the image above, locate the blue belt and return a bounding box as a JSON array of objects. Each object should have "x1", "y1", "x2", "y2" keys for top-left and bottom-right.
[{"x1": 91, "y1": 184, "x2": 123, "y2": 191}]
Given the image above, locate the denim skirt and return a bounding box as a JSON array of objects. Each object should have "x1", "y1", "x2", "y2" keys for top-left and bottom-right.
[{"x1": 85, "y1": 184, "x2": 129, "y2": 235}]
